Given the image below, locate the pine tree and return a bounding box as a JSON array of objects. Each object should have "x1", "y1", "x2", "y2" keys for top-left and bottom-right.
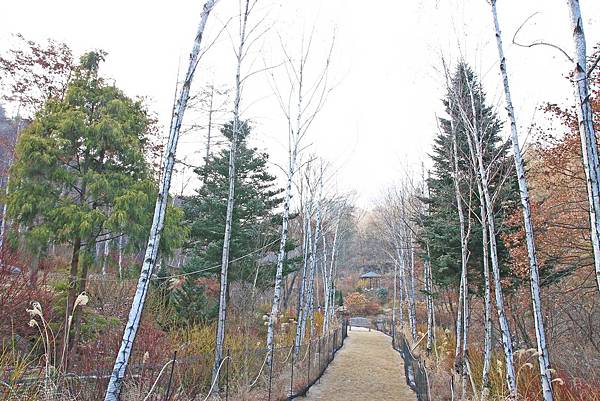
[
  {"x1": 179, "y1": 120, "x2": 286, "y2": 318},
  {"x1": 423, "y1": 62, "x2": 518, "y2": 291}
]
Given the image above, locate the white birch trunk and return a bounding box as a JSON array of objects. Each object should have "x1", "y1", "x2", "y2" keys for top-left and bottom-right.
[
  {"x1": 461, "y1": 86, "x2": 517, "y2": 397},
  {"x1": 303, "y1": 184, "x2": 322, "y2": 341},
  {"x1": 454, "y1": 271, "x2": 464, "y2": 370},
  {"x1": 448, "y1": 91, "x2": 470, "y2": 379},
  {"x1": 394, "y1": 238, "x2": 406, "y2": 331},
  {"x1": 490, "y1": 2, "x2": 554, "y2": 399},
  {"x1": 294, "y1": 205, "x2": 311, "y2": 355},
  {"x1": 306, "y1": 201, "x2": 321, "y2": 338},
  {"x1": 202, "y1": 86, "x2": 214, "y2": 185},
  {"x1": 212, "y1": 0, "x2": 251, "y2": 390},
  {"x1": 323, "y1": 212, "x2": 340, "y2": 335},
  {"x1": 424, "y1": 245, "x2": 435, "y2": 353},
  {"x1": 266, "y1": 165, "x2": 294, "y2": 365},
  {"x1": 406, "y1": 235, "x2": 418, "y2": 342},
  {"x1": 101, "y1": 239, "x2": 110, "y2": 276},
  {"x1": 480, "y1": 200, "x2": 493, "y2": 399},
  {"x1": 103, "y1": 2, "x2": 218, "y2": 399},
  {"x1": 118, "y1": 234, "x2": 123, "y2": 280},
  {"x1": 566, "y1": 0, "x2": 600, "y2": 293},
  {"x1": 461, "y1": 274, "x2": 470, "y2": 401},
  {"x1": 392, "y1": 256, "x2": 399, "y2": 330},
  {"x1": 0, "y1": 177, "x2": 8, "y2": 252},
  {"x1": 320, "y1": 232, "x2": 328, "y2": 313}
]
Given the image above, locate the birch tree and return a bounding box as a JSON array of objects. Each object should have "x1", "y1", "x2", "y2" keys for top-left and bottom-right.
[
  {"x1": 305, "y1": 164, "x2": 323, "y2": 339},
  {"x1": 489, "y1": 1, "x2": 554, "y2": 399},
  {"x1": 294, "y1": 180, "x2": 313, "y2": 355},
  {"x1": 293, "y1": 159, "x2": 325, "y2": 353},
  {"x1": 322, "y1": 200, "x2": 345, "y2": 334},
  {"x1": 212, "y1": 0, "x2": 259, "y2": 390},
  {"x1": 453, "y1": 64, "x2": 518, "y2": 397},
  {"x1": 442, "y1": 72, "x2": 473, "y2": 391},
  {"x1": 451, "y1": 104, "x2": 473, "y2": 399},
  {"x1": 419, "y1": 172, "x2": 436, "y2": 354},
  {"x1": 377, "y1": 188, "x2": 407, "y2": 336},
  {"x1": 103, "y1": 2, "x2": 218, "y2": 399},
  {"x1": 406, "y1": 230, "x2": 418, "y2": 342},
  {"x1": 265, "y1": 31, "x2": 333, "y2": 367},
  {"x1": 564, "y1": 0, "x2": 600, "y2": 293}
]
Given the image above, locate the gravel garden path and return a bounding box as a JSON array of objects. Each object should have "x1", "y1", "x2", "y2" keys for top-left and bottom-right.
[{"x1": 303, "y1": 328, "x2": 415, "y2": 401}]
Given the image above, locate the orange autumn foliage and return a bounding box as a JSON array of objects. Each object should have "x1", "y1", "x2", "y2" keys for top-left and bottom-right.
[{"x1": 503, "y1": 47, "x2": 600, "y2": 282}]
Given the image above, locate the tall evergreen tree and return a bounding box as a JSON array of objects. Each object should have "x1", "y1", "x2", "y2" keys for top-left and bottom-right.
[
  {"x1": 177, "y1": 121, "x2": 286, "y2": 322},
  {"x1": 422, "y1": 62, "x2": 518, "y2": 291},
  {"x1": 6, "y1": 51, "x2": 183, "y2": 345}
]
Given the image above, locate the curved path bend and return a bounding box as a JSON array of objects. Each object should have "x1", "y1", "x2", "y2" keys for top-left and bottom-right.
[{"x1": 303, "y1": 328, "x2": 415, "y2": 401}]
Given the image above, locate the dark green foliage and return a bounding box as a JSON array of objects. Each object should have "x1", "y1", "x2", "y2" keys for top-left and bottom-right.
[
  {"x1": 183, "y1": 120, "x2": 286, "y2": 284},
  {"x1": 176, "y1": 120, "x2": 290, "y2": 322},
  {"x1": 421, "y1": 62, "x2": 518, "y2": 291},
  {"x1": 6, "y1": 50, "x2": 184, "y2": 266},
  {"x1": 171, "y1": 265, "x2": 219, "y2": 326},
  {"x1": 376, "y1": 287, "x2": 388, "y2": 302}
]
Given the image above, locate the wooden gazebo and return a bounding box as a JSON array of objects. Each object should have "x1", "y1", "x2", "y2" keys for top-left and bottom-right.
[{"x1": 360, "y1": 271, "x2": 382, "y2": 289}]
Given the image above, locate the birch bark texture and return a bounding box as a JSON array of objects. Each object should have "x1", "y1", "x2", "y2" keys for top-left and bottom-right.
[
  {"x1": 294, "y1": 193, "x2": 312, "y2": 355},
  {"x1": 480, "y1": 186, "x2": 493, "y2": 399},
  {"x1": 565, "y1": 0, "x2": 600, "y2": 293},
  {"x1": 265, "y1": 32, "x2": 332, "y2": 365},
  {"x1": 460, "y1": 78, "x2": 518, "y2": 397},
  {"x1": 406, "y1": 233, "x2": 418, "y2": 342},
  {"x1": 490, "y1": 1, "x2": 554, "y2": 399},
  {"x1": 104, "y1": 2, "x2": 218, "y2": 399},
  {"x1": 322, "y1": 207, "x2": 341, "y2": 335},
  {"x1": 420, "y1": 172, "x2": 435, "y2": 353},
  {"x1": 212, "y1": 0, "x2": 252, "y2": 390},
  {"x1": 305, "y1": 170, "x2": 323, "y2": 339},
  {"x1": 0, "y1": 176, "x2": 9, "y2": 252},
  {"x1": 448, "y1": 89, "x2": 471, "y2": 381}
]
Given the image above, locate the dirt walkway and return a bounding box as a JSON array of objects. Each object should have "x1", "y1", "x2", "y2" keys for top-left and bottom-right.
[{"x1": 303, "y1": 328, "x2": 415, "y2": 401}]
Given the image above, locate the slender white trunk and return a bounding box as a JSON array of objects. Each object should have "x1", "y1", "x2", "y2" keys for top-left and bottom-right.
[
  {"x1": 118, "y1": 234, "x2": 123, "y2": 280},
  {"x1": 294, "y1": 205, "x2": 311, "y2": 355},
  {"x1": 306, "y1": 202, "x2": 321, "y2": 338},
  {"x1": 461, "y1": 84, "x2": 517, "y2": 396},
  {"x1": 103, "y1": 2, "x2": 218, "y2": 399},
  {"x1": 266, "y1": 163, "x2": 294, "y2": 364},
  {"x1": 101, "y1": 239, "x2": 110, "y2": 276},
  {"x1": 303, "y1": 184, "x2": 322, "y2": 340},
  {"x1": 0, "y1": 176, "x2": 8, "y2": 252},
  {"x1": 406, "y1": 235, "x2": 418, "y2": 342},
  {"x1": 424, "y1": 244, "x2": 435, "y2": 353},
  {"x1": 480, "y1": 200, "x2": 493, "y2": 398},
  {"x1": 309, "y1": 171, "x2": 323, "y2": 338},
  {"x1": 490, "y1": 2, "x2": 554, "y2": 399},
  {"x1": 448, "y1": 91, "x2": 470, "y2": 380},
  {"x1": 454, "y1": 271, "x2": 464, "y2": 368},
  {"x1": 421, "y1": 168, "x2": 435, "y2": 352},
  {"x1": 461, "y1": 275, "x2": 470, "y2": 401},
  {"x1": 323, "y1": 212, "x2": 340, "y2": 335},
  {"x1": 392, "y1": 256, "x2": 399, "y2": 328},
  {"x1": 212, "y1": 0, "x2": 251, "y2": 390},
  {"x1": 203, "y1": 86, "x2": 214, "y2": 185},
  {"x1": 566, "y1": 0, "x2": 600, "y2": 293},
  {"x1": 321, "y1": 233, "x2": 328, "y2": 312},
  {"x1": 394, "y1": 238, "x2": 406, "y2": 331}
]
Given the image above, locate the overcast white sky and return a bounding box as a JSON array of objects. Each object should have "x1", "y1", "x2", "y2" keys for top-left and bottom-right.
[{"x1": 1, "y1": 0, "x2": 599, "y2": 208}]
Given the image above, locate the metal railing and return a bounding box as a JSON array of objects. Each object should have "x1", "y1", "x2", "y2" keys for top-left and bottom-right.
[
  {"x1": 1, "y1": 322, "x2": 349, "y2": 401},
  {"x1": 379, "y1": 319, "x2": 431, "y2": 401}
]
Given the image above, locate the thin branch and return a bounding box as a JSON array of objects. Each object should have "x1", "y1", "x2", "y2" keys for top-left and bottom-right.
[{"x1": 512, "y1": 13, "x2": 574, "y2": 63}]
